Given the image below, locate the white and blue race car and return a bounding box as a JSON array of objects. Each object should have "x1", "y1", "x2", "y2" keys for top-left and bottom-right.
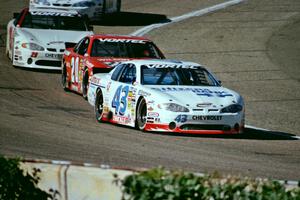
[
  {"x1": 88, "y1": 60, "x2": 245, "y2": 134},
  {"x1": 6, "y1": 8, "x2": 93, "y2": 70},
  {"x1": 30, "y1": 0, "x2": 121, "y2": 20}
]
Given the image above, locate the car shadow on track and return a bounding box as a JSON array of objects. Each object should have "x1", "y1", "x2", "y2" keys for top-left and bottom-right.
[
  {"x1": 91, "y1": 12, "x2": 171, "y2": 26},
  {"x1": 0, "y1": 26, "x2": 6, "y2": 47},
  {"x1": 150, "y1": 128, "x2": 299, "y2": 140},
  {"x1": 12, "y1": 66, "x2": 61, "y2": 74}
]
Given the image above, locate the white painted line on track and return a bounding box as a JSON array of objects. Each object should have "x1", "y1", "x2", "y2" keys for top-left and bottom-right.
[
  {"x1": 130, "y1": 0, "x2": 300, "y2": 141},
  {"x1": 131, "y1": 0, "x2": 246, "y2": 36}
]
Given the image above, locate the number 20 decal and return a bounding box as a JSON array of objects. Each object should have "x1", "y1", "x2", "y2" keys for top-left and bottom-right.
[
  {"x1": 71, "y1": 57, "x2": 79, "y2": 83},
  {"x1": 112, "y1": 85, "x2": 129, "y2": 116}
]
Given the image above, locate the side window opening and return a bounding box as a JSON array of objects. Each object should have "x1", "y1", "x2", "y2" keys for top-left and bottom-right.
[
  {"x1": 77, "y1": 38, "x2": 89, "y2": 55},
  {"x1": 111, "y1": 64, "x2": 125, "y2": 81},
  {"x1": 119, "y1": 64, "x2": 136, "y2": 83}
]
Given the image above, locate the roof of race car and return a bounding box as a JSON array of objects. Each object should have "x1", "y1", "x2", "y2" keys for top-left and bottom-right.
[
  {"x1": 121, "y1": 59, "x2": 204, "y2": 68},
  {"x1": 28, "y1": 7, "x2": 79, "y2": 15},
  {"x1": 90, "y1": 34, "x2": 152, "y2": 41},
  {"x1": 31, "y1": 0, "x2": 94, "y2": 4}
]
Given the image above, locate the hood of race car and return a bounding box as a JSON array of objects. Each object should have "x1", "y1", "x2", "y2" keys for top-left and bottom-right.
[
  {"x1": 19, "y1": 28, "x2": 92, "y2": 49},
  {"x1": 87, "y1": 57, "x2": 131, "y2": 68},
  {"x1": 146, "y1": 85, "x2": 243, "y2": 108},
  {"x1": 95, "y1": 58, "x2": 132, "y2": 68}
]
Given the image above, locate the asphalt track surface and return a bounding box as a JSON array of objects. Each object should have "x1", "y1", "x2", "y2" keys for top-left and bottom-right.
[{"x1": 0, "y1": 0, "x2": 300, "y2": 180}]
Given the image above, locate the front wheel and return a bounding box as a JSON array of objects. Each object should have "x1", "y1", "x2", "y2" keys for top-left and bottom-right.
[
  {"x1": 95, "y1": 89, "x2": 104, "y2": 122},
  {"x1": 135, "y1": 98, "x2": 147, "y2": 130},
  {"x1": 82, "y1": 68, "x2": 89, "y2": 100}
]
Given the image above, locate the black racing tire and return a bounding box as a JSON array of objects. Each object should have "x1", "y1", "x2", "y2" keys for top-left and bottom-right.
[
  {"x1": 61, "y1": 64, "x2": 69, "y2": 91},
  {"x1": 116, "y1": 0, "x2": 121, "y2": 13},
  {"x1": 95, "y1": 89, "x2": 104, "y2": 122},
  {"x1": 82, "y1": 68, "x2": 89, "y2": 100},
  {"x1": 135, "y1": 97, "x2": 147, "y2": 130}
]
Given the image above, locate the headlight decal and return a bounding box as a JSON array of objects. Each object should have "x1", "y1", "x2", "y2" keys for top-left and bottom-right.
[
  {"x1": 163, "y1": 103, "x2": 189, "y2": 112},
  {"x1": 220, "y1": 104, "x2": 243, "y2": 113},
  {"x1": 21, "y1": 43, "x2": 45, "y2": 51}
]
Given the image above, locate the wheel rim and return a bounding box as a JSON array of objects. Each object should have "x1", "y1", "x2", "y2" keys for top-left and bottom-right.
[{"x1": 137, "y1": 99, "x2": 147, "y2": 129}]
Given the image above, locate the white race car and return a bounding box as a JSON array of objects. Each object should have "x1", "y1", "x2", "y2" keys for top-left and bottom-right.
[
  {"x1": 88, "y1": 60, "x2": 245, "y2": 134},
  {"x1": 30, "y1": 0, "x2": 121, "y2": 20},
  {"x1": 6, "y1": 8, "x2": 93, "y2": 70}
]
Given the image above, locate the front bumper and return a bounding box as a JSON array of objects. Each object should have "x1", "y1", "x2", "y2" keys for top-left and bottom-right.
[
  {"x1": 13, "y1": 48, "x2": 63, "y2": 70},
  {"x1": 144, "y1": 111, "x2": 245, "y2": 134}
]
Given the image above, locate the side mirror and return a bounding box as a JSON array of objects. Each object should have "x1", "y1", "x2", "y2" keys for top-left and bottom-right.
[
  {"x1": 132, "y1": 77, "x2": 137, "y2": 85},
  {"x1": 13, "y1": 13, "x2": 19, "y2": 18},
  {"x1": 218, "y1": 80, "x2": 222, "y2": 85},
  {"x1": 84, "y1": 53, "x2": 89, "y2": 57}
]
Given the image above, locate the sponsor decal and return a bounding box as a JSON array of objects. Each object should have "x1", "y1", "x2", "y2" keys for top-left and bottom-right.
[
  {"x1": 196, "y1": 103, "x2": 212, "y2": 107},
  {"x1": 98, "y1": 38, "x2": 146, "y2": 44},
  {"x1": 31, "y1": 11, "x2": 76, "y2": 17},
  {"x1": 147, "y1": 106, "x2": 154, "y2": 111},
  {"x1": 86, "y1": 60, "x2": 94, "y2": 68},
  {"x1": 99, "y1": 58, "x2": 130, "y2": 62},
  {"x1": 152, "y1": 87, "x2": 233, "y2": 97},
  {"x1": 47, "y1": 41, "x2": 64, "y2": 45},
  {"x1": 106, "y1": 81, "x2": 112, "y2": 92},
  {"x1": 66, "y1": 62, "x2": 71, "y2": 68},
  {"x1": 147, "y1": 100, "x2": 155, "y2": 105},
  {"x1": 14, "y1": 50, "x2": 22, "y2": 55},
  {"x1": 145, "y1": 64, "x2": 201, "y2": 69},
  {"x1": 103, "y1": 106, "x2": 109, "y2": 112},
  {"x1": 138, "y1": 90, "x2": 151, "y2": 97},
  {"x1": 113, "y1": 115, "x2": 129, "y2": 124},
  {"x1": 103, "y1": 62, "x2": 121, "y2": 67},
  {"x1": 90, "y1": 76, "x2": 101, "y2": 85},
  {"x1": 192, "y1": 115, "x2": 222, "y2": 121},
  {"x1": 148, "y1": 112, "x2": 159, "y2": 117},
  {"x1": 45, "y1": 53, "x2": 62, "y2": 59}
]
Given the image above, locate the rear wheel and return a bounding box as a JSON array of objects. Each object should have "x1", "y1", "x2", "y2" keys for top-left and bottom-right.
[
  {"x1": 135, "y1": 98, "x2": 147, "y2": 130},
  {"x1": 95, "y1": 89, "x2": 104, "y2": 122},
  {"x1": 82, "y1": 68, "x2": 89, "y2": 100},
  {"x1": 61, "y1": 64, "x2": 69, "y2": 91}
]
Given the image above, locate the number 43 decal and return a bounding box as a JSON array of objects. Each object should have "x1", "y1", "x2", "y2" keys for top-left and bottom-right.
[
  {"x1": 175, "y1": 115, "x2": 187, "y2": 123},
  {"x1": 112, "y1": 85, "x2": 129, "y2": 116}
]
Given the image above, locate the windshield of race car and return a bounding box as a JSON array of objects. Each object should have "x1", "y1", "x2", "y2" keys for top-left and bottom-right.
[
  {"x1": 90, "y1": 39, "x2": 162, "y2": 58},
  {"x1": 141, "y1": 65, "x2": 220, "y2": 86},
  {"x1": 21, "y1": 12, "x2": 87, "y2": 31}
]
